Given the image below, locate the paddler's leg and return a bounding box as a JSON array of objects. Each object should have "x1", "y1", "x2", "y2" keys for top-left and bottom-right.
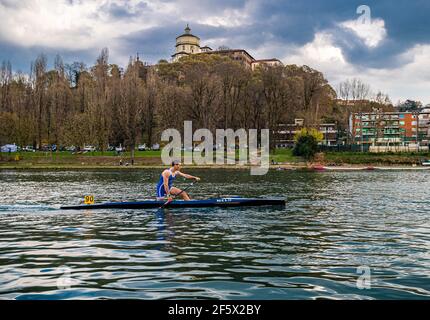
[{"x1": 170, "y1": 187, "x2": 190, "y2": 200}]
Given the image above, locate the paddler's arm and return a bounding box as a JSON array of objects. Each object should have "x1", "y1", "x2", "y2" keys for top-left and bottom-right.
[{"x1": 177, "y1": 171, "x2": 200, "y2": 181}]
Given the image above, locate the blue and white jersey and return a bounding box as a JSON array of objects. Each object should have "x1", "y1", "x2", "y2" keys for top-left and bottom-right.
[{"x1": 156, "y1": 169, "x2": 177, "y2": 198}]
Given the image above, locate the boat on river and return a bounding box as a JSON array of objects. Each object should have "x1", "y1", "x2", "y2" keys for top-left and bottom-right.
[{"x1": 61, "y1": 197, "x2": 286, "y2": 210}]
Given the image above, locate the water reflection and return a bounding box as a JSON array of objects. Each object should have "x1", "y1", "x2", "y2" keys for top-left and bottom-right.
[{"x1": 0, "y1": 169, "x2": 429, "y2": 299}]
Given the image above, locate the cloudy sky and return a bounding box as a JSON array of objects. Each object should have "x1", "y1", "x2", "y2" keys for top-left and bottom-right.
[{"x1": 0, "y1": 0, "x2": 429, "y2": 104}]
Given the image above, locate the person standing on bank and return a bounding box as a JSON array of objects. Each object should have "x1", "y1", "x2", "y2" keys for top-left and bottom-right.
[{"x1": 156, "y1": 160, "x2": 200, "y2": 200}]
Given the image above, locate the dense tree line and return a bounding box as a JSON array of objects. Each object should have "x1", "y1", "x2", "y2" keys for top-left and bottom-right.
[{"x1": 1, "y1": 48, "x2": 393, "y2": 152}]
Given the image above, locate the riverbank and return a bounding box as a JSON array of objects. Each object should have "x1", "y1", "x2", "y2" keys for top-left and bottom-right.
[
  {"x1": 1, "y1": 149, "x2": 429, "y2": 170},
  {"x1": 323, "y1": 151, "x2": 430, "y2": 166},
  {"x1": 1, "y1": 163, "x2": 430, "y2": 172}
]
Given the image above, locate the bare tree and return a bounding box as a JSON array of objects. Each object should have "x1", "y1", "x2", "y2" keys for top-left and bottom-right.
[
  {"x1": 0, "y1": 50, "x2": 364, "y2": 159},
  {"x1": 31, "y1": 54, "x2": 48, "y2": 149}
]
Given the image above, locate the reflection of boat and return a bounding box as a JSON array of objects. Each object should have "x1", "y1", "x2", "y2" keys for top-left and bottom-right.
[
  {"x1": 61, "y1": 198, "x2": 286, "y2": 210},
  {"x1": 318, "y1": 166, "x2": 367, "y2": 171}
]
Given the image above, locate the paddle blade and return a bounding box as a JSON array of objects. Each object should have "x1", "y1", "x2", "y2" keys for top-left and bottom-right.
[{"x1": 159, "y1": 198, "x2": 173, "y2": 209}]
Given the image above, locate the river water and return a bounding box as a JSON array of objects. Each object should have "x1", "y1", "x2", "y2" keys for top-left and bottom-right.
[{"x1": 0, "y1": 169, "x2": 429, "y2": 300}]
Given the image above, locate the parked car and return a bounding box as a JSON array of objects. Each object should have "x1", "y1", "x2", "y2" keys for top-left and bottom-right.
[
  {"x1": 115, "y1": 146, "x2": 125, "y2": 152},
  {"x1": 422, "y1": 159, "x2": 430, "y2": 166},
  {"x1": 23, "y1": 146, "x2": 35, "y2": 152},
  {"x1": 1, "y1": 144, "x2": 18, "y2": 153},
  {"x1": 137, "y1": 144, "x2": 147, "y2": 151},
  {"x1": 83, "y1": 145, "x2": 96, "y2": 152},
  {"x1": 66, "y1": 146, "x2": 77, "y2": 152},
  {"x1": 107, "y1": 145, "x2": 115, "y2": 151},
  {"x1": 151, "y1": 144, "x2": 160, "y2": 151}
]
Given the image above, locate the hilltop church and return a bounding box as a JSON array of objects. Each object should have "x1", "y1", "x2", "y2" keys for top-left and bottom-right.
[{"x1": 171, "y1": 24, "x2": 283, "y2": 70}]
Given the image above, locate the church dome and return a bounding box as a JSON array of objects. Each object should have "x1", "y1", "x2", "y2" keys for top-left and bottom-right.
[
  {"x1": 176, "y1": 24, "x2": 200, "y2": 40},
  {"x1": 172, "y1": 24, "x2": 201, "y2": 61}
]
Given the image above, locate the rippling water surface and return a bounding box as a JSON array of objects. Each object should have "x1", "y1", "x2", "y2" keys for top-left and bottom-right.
[{"x1": 0, "y1": 169, "x2": 429, "y2": 300}]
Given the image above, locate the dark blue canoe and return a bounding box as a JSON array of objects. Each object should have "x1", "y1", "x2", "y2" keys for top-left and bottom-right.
[{"x1": 60, "y1": 197, "x2": 285, "y2": 210}]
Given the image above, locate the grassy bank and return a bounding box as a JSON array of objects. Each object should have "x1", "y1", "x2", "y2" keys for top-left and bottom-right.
[
  {"x1": 1, "y1": 149, "x2": 429, "y2": 169},
  {"x1": 0, "y1": 149, "x2": 302, "y2": 169},
  {"x1": 270, "y1": 148, "x2": 302, "y2": 163},
  {"x1": 324, "y1": 152, "x2": 430, "y2": 165},
  {"x1": 270, "y1": 149, "x2": 430, "y2": 166},
  {"x1": 0, "y1": 150, "x2": 162, "y2": 167}
]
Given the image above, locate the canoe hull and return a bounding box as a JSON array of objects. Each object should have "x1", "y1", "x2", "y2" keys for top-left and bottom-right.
[{"x1": 61, "y1": 198, "x2": 285, "y2": 210}]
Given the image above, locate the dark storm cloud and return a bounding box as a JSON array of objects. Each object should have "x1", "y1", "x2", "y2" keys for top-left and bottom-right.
[
  {"x1": 0, "y1": 0, "x2": 429, "y2": 71},
  {"x1": 248, "y1": 0, "x2": 354, "y2": 44},
  {"x1": 120, "y1": 0, "x2": 428, "y2": 68},
  {"x1": 100, "y1": 1, "x2": 149, "y2": 19},
  {"x1": 249, "y1": 0, "x2": 429, "y2": 45},
  {"x1": 118, "y1": 25, "x2": 179, "y2": 62},
  {"x1": 331, "y1": 0, "x2": 429, "y2": 68},
  {"x1": 160, "y1": 0, "x2": 247, "y2": 12},
  {"x1": 244, "y1": 0, "x2": 430, "y2": 68},
  {"x1": 0, "y1": 41, "x2": 97, "y2": 73}
]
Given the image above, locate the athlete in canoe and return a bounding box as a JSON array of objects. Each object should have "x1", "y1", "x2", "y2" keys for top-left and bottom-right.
[{"x1": 156, "y1": 160, "x2": 200, "y2": 200}]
